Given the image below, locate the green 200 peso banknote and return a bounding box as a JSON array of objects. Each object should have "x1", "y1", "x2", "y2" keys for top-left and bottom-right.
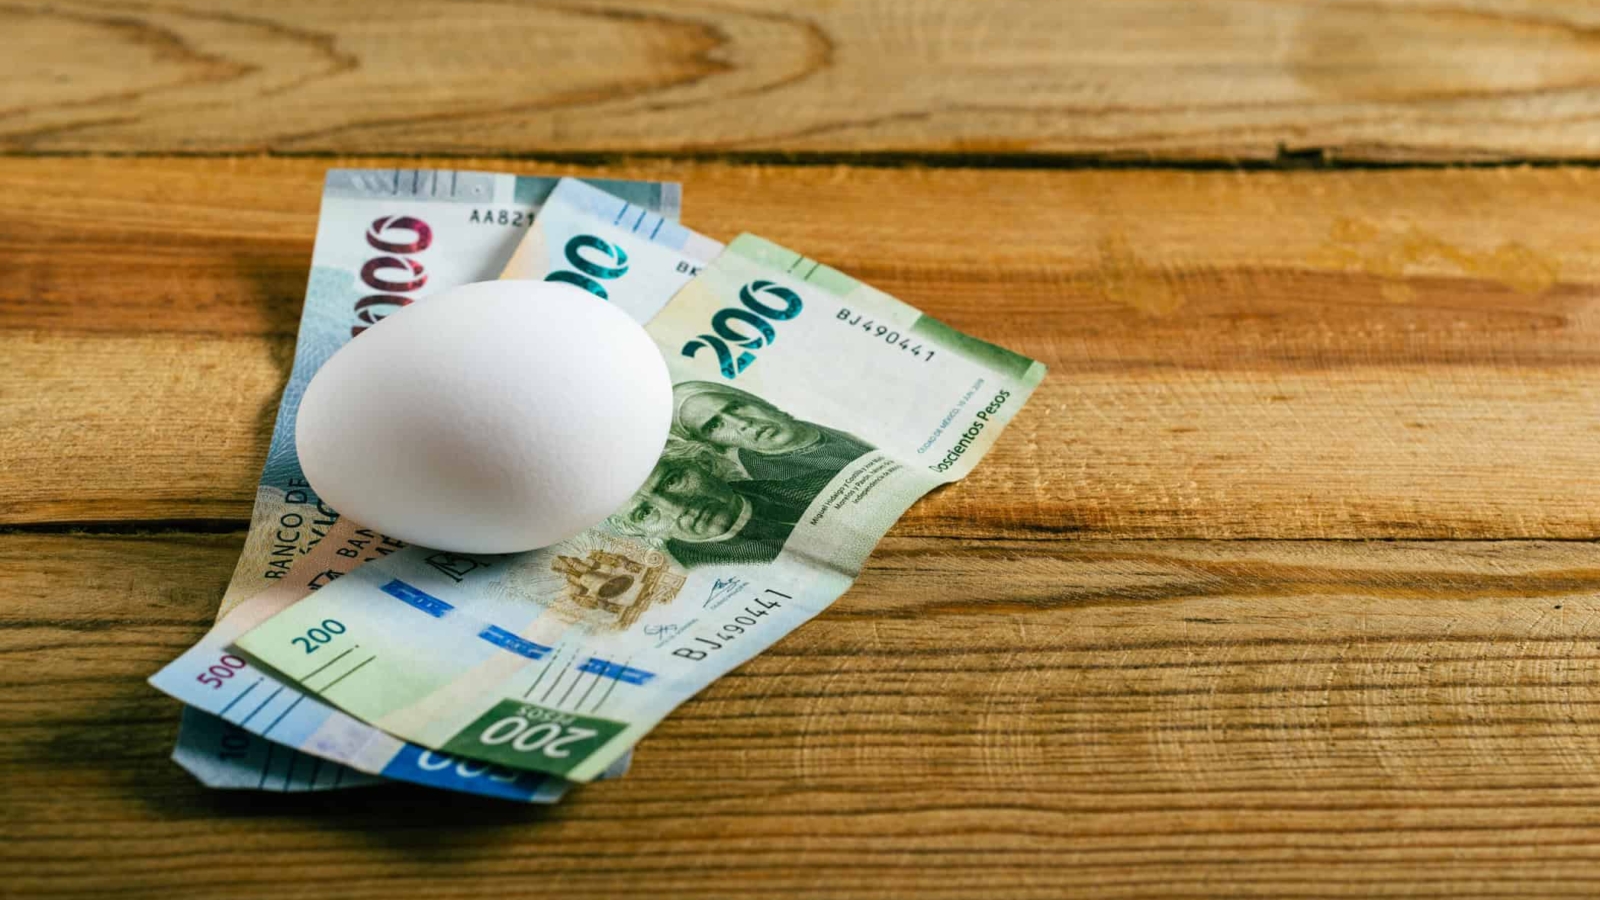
[{"x1": 232, "y1": 228, "x2": 1046, "y2": 783}]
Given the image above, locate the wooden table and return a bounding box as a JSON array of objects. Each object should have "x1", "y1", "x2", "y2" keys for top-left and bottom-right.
[{"x1": 7, "y1": 3, "x2": 1600, "y2": 897}]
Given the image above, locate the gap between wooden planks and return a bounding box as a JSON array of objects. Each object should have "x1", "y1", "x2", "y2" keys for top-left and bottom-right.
[
  {"x1": 8, "y1": 0, "x2": 1600, "y2": 163},
  {"x1": 8, "y1": 531, "x2": 1600, "y2": 898},
  {"x1": 3, "y1": 157, "x2": 1598, "y2": 538}
]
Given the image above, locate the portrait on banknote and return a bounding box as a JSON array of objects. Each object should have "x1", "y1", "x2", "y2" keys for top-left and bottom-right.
[{"x1": 608, "y1": 380, "x2": 877, "y2": 570}]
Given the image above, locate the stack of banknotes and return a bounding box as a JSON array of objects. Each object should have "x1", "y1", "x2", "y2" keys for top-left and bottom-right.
[{"x1": 149, "y1": 170, "x2": 1045, "y2": 802}]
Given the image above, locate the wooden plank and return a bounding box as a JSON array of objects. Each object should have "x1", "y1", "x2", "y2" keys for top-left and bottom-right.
[
  {"x1": 7, "y1": 1, "x2": 1600, "y2": 162},
  {"x1": 10, "y1": 531, "x2": 1600, "y2": 897},
  {"x1": 4, "y1": 157, "x2": 1600, "y2": 538}
]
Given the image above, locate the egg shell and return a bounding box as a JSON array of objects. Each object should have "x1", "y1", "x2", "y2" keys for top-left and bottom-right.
[{"x1": 295, "y1": 280, "x2": 671, "y2": 553}]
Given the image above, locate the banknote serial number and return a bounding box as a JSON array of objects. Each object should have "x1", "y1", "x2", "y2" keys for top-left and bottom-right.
[
  {"x1": 835, "y1": 309, "x2": 937, "y2": 362},
  {"x1": 671, "y1": 590, "x2": 790, "y2": 662},
  {"x1": 468, "y1": 208, "x2": 536, "y2": 227}
]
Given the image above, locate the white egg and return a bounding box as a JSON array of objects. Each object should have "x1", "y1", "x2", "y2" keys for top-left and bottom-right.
[{"x1": 295, "y1": 280, "x2": 671, "y2": 553}]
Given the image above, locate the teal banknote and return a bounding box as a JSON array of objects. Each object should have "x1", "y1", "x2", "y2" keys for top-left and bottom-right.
[
  {"x1": 233, "y1": 232, "x2": 1046, "y2": 782},
  {"x1": 167, "y1": 170, "x2": 680, "y2": 799},
  {"x1": 501, "y1": 177, "x2": 722, "y2": 318}
]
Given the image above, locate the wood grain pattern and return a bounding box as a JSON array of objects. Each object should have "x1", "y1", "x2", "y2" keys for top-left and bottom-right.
[
  {"x1": 10, "y1": 2, "x2": 1598, "y2": 895},
  {"x1": 9, "y1": 0, "x2": 1600, "y2": 162},
  {"x1": 4, "y1": 157, "x2": 1600, "y2": 538},
  {"x1": 9, "y1": 531, "x2": 1600, "y2": 898}
]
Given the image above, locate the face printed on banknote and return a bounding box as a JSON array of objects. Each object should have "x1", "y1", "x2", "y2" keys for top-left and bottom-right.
[
  {"x1": 672, "y1": 381, "x2": 819, "y2": 454},
  {"x1": 609, "y1": 382, "x2": 878, "y2": 570},
  {"x1": 614, "y1": 454, "x2": 749, "y2": 545},
  {"x1": 670, "y1": 381, "x2": 878, "y2": 485}
]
